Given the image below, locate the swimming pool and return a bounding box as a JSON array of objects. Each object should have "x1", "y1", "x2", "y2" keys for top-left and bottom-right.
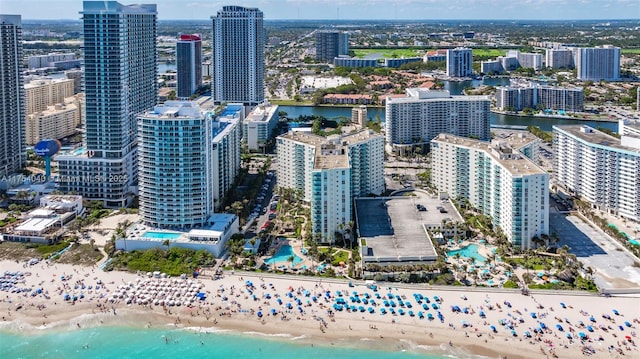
[
  {"x1": 141, "y1": 231, "x2": 182, "y2": 240},
  {"x1": 264, "y1": 245, "x2": 304, "y2": 266},
  {"x1": 447, "y1": 244, "x2": 486, "y2": 263}
]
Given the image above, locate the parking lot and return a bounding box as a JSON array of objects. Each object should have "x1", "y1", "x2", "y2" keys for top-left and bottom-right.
[
  {"x1": 549, "y1": 207, "x2": 640, "y2": 289},
  {"x1": 355, "y1": 190, "x2": 462, "y2": 265}
]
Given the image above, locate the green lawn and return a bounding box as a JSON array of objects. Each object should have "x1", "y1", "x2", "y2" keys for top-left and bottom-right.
[
  {"x1": 621, "y1": 48, "x2": 640, "y2": 54},
  {"x1": 472, "y1": 49, "x2": 508, "y2": 57},
  {"x1": 353, "y1": 48, "x2": 421, "y2": 59}
]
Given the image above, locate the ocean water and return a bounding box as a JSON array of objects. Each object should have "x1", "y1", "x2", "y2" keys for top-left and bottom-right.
[{"x1": 0, "y1": 326, "x2": 449, "y2": 359}]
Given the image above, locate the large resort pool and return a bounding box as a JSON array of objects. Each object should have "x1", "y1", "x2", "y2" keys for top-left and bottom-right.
[
  {"x1": 141, "y1": 231, "x2": 182, "y2": 241},
  {"x1": 264, "y1": 245, "x2": 304, "y2": 266},
  {"x1": 447, "y1": 244, "x2": 487, "y2": 263}
]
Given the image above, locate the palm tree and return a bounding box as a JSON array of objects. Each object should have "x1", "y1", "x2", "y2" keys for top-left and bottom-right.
[
  {"x1": 287, "y1": 255, "x2": 295, "y2": 268},
  {"x1": 162, "y1": 239, "x2": 170, "y2": 251}
]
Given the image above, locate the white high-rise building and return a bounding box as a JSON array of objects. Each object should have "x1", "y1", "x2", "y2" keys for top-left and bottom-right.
[
  {"x1": 545, "y1": 48, "x2": 574, "y2": 69},
  {"x1": 446, "y1": 47, "x2": 472, "y2": 77},
  {"x1": 211, "y1": 6, "x2": 264, "y2": 106},
  {"x1": 575, "y1": 45, "x2": 620, "y2": 81},
  {"x1": 243, "y1": 103, "x2": 278, "y2": 152},
  {"x1": 277, "y1": 130, "x2": 385, "y2": 242},
  {"x1": 209, "y1": 104, "x2": 244, "y2": 211},
  {"x1": 0, "y1": 14, "x2": 25, "y2": 180},
  {"x1": 495, "y1": 81, "x2": 583, "y2": 112},
  {"x1": 431, "y1": 134, "x2": 549, "y2": 249},
  {"x1": 55, "y1": 1, "x2": 158, "y2": 208},
  {"x1": 138, "y1": 102, "x2": 213, "y2": 229},
  {"x1": 553, "y1": 125, "x2": 640, "y2": 222},
  {"x1": 385, "y1": 88, "x2": 490, "y2": 153}
]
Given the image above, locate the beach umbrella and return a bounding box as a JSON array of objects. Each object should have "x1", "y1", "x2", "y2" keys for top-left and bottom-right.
[
  {"x1": 589, "y1": 316, "x2": 596, "y2": 323},
  {"x1": 418, "y1": 311, "x2": 424, "y2": 319},
  {"x1": 619, "y1": 325, "x2": 624, "y2": 331},
  {"x1": 380, "y1": 308, "x2": 387, "y2": 315},
  {"x1": 398, "y1": 309, "x2": 405, "y2": 315},
  {"x1": 556, "y1": 324, "x2": 563, "y2": 331},
  {"x1": 530, "y1": 312, "x2": 537, "y2": 319},
  {"x1": 613, "y1": 309, "x2": 620, "y2": 315},
  {"x1": 427, "y1": 313, "x2": 434, "y2": 320},
  {"x1": 479, "y1": 311, "x2": 486, "y2": 318},
  {"x1": 389, "y1": 308, "x2": 395, "y2": 314},
  {"x1": 257, "y1": 311, "x2": 263, "y2": 318},
  {"x1": 271, "y1": 308, "x2": 277, "y2": 315},
  {"x1": 587, "y1": 326, "x2": 594, "y2": 332},
  {"x1": 286, "y1": 303, "x2": 292, "y2": 309},
  {"x1": 406, "y1": 303, "x2": 412, "y2": 309},
  {"x1": 422, "y1": 303, "x2": 429, "y2": 310},
  {"x1": 560, "y1": 302, "x2": 566, "y2": 308},
  {"x1": 578, "y1": 332, "x2": 586, "y2": 338},
  {"x1": 524, "y1": 331, "x2": 531, "y2": 338},
  {"x1": 566, "y1": 333, "x2": 572, "y2": 339},
  {"x1": 511, "y1": 330, "x2": 517, "y2": 337},
  {"x1": 369, "y1": 300, "x2": 376, "y2": 306},
  {"x1": 359, "y1": 306, "x2": 365, "y2": 312},
  {"x1": 490, "y1": 325, "x2": 497, "y2": 333},
  {"x1": 368, "y1": 307, "x2": 375, "y2": 314}
]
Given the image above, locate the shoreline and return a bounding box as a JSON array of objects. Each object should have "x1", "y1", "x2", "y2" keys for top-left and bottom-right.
[{"x1": 1, "y1": 259, "x2": 638, "y2": 358}]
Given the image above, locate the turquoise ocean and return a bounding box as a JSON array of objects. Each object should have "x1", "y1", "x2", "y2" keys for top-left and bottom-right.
[{"x1": 0, "y1": 326, "x2": 454, "y2": 359}]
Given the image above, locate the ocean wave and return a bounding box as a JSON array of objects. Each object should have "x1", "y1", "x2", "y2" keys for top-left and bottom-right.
[
  {"x1": 242, "y1": 331, "x2": 292, "y2": 338},
  {"x1": 290, "y1": 334, "x2": 307, "y2": 341},
  {"x1": 180, "y1": 326, "x2": 230, "y2": 334}
]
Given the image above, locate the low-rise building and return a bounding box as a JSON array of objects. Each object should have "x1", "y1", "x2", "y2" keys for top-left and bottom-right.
[{"x1": 116, "y1": 214, "x2": 239, "y2": 257}]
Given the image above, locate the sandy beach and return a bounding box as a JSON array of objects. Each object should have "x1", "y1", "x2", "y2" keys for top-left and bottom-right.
[{"x1": 1, "y1": 259, "x2": 638, "y2": 358}]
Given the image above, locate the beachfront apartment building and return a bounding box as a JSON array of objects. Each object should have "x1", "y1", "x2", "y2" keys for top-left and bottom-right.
[
  {"x1": 575, "y1": 45, "x2": 620, "y2": 81},
  {"x1": 176, "y1": 34, "x2": 202, "y2": 99},
  {"x1": 315, "y1": 31, "x2": 349, "y2": 62},
  {"x1": 481, "y1": 60, "x2": 503, "y2": 75},
  {"x1": 210, "y1": 104, "x2": 244, "y2": 211},
  {"x1": 55, "y1": 1, "x2": 158, "y2": 208},
  {"x1": 211, "y1": 6, "x2": 264, "y2": 106},
  {"x1": 431, "y1": 134, "x2": 549, "y2": 250},
  {"x1": 138, "y1": 101, "x2": 213, "y2": 229},
  {"x1": 553, "y1": 125, "x2": 640, "y2": 222},
  {"x1": 276, "y1": 130, "x2": 385, "y2": 242},
  {"x1": 495, "y1": 81, "x2": 583, "y2": 112},
  {"x1": 446, "y1": 47, "x2": 473, "y2": 77},
  {"x1": 24, "y1": 79, "x2": 74, "y2": 115},
  {"x1": 243, "y1": 103, "x2": 279, "y2": 152},
  {"x1": 0, "y1": 14, "x2": 25, "y2": 180},
  {"x1": 385, "y1": 88, "x2": 490, "y2": 154}
]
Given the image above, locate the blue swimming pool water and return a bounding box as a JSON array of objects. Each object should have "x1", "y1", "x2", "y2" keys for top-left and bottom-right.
[
  {"x1": 141, "y1": 231, "x2": 182, "y2": 240},
  {"x1": 265, "y1": 245, "x2": 304, "y2": 266},
  {"x1": 447, "y1": 244, "x2": 486, "y2": 263}
]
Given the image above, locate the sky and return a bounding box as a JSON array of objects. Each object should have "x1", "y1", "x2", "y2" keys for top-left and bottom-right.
[{"x1": 2, "y1": 0, "x2": 639, "y2": 20}]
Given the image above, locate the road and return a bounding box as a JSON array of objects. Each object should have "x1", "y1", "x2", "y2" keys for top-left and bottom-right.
[{"x1": 549, "y1": 207, "x2": 640, "y2": 290}]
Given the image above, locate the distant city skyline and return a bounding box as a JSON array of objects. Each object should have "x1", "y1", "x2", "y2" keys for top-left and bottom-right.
[{"x1": 4, "y1": 0, "x2": 640, "y2": 21}]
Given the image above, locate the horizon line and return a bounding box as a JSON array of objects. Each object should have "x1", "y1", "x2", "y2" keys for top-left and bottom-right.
[{"x1": 20, "y1": 17, "x2": 638, "y2": 21}]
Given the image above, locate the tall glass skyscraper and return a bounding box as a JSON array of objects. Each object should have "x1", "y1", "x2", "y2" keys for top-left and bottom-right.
[
  {"x1": 176, "y1": 34, "x2": 202, "y2": 99},
  {"x1": 56, "y1": 1, "x2": 158, "y2": 207},
  {"x1": 0, "y1": 15, "x2": 25, "y2": 179},
  {"x1": 211, "y1": 6, "x2": 264, "y2": 106}
]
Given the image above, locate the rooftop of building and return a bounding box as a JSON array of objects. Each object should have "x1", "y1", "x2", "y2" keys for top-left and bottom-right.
[
  {"x1": 24, "y1": 78, "x2": 73, "y2": 89},
  {"x1": 314, "y1": 154, "x2": 350, "y2": 170},
  {"x1": 554, "y1": 125, "x2": 640, "y2": 153},
  {"x1": 280, "y1": 129, "x2": 380, "y2": 148},
  {"x1": 124, "y1": 213, "x2": 237, "y2": 243},
  {"x1": 387, "y1": 88, "x2": 489, "y2": 103},
  {"x1": 142, "y1": 101, "x2": 202, "y2": 119},
  {"x1": 41, "y1": 194, "x2": 82, "y2": 204},
  {"x1": 493, "y1": 130, "x2": 540, "y2": 150},
  {"x1": 433, "y1": 133, "x2": 546, "y2": 176},
  {"x1": 245, "y1": 103, "x2": 278, "y2": 123}
]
